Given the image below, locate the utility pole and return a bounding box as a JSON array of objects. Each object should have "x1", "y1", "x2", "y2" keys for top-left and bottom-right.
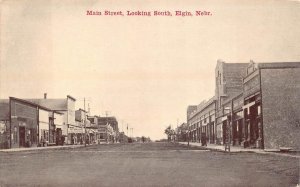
[
  {"x1": 187, "y1": 122, "x2": 190, "y2": 147},
  {"x1": 127, "y1": 124, "x2": 129, "y2": 137},
  {"x1": 176, "y1": 119, "x2": 179, "y2": 142},
  {"x1": 121, "y1": 120, "x2": 124, "y2": 144},
  {"x1": 84, "y1": 98, "x2": 86, "y2": 147},
  {"x1": 105, "y1": 111, "x2": 110, "y2": 143}
]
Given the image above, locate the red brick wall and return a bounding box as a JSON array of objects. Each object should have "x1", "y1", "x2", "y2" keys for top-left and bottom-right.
[{"x1": 261, "y1": 68, "x2": 300, "y2": 150}]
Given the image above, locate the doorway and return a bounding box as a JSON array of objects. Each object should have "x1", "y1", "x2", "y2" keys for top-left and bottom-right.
[{"x1": 19, "y1": 126, "x2": 26, "y2": 147}]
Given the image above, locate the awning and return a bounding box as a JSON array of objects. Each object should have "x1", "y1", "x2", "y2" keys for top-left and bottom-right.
[
  {"x1": 87, "y1": 129, "x2": 97, "y2": 133},
  {"x1": 68, "y1": 127, "x2": 84, "y2": 134},
  {"x1": 222, "y1": 116, "x2": 228, "y2": 121},
  {"x1": 242, "y1": 101, "x2": 256, "y2": 110}
]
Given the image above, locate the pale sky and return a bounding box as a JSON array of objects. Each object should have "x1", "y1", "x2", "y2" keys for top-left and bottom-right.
[{"x1": 1, "y1": 0, "x2": 300, "y2": 140}]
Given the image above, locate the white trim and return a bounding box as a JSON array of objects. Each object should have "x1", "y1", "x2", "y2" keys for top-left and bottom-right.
[
  {"x1": 222, "y1": 116, "x2": 228, "y2": 121},
  {"x1": 242, "y1": 101, "x2": 256, "y2": 110}
]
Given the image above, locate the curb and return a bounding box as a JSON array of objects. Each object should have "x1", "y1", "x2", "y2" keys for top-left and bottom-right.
[
  {"x1": 177, "y1": 142, "x2": 300, "y2": 158},
  {"x1": 0, "y1": 144, "x2": 88, "y2": 153}
]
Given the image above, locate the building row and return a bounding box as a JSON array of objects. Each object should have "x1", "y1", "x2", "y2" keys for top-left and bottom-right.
[
  {"x1": 184, "y1": 60, "x2": 300, "y2": 151},
  {"x1": 0, "y1": 94, "x2": 119, "y2": 149}
]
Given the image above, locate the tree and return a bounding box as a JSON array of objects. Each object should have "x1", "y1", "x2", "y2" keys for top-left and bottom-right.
[{"x1": 164, "y1": 126, "x2": 172, "y2": 142}]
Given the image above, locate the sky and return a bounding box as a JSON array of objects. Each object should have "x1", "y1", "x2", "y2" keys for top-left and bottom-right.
[{"x1": 1, "y1": 0, "x2": 300, "y2": 140}]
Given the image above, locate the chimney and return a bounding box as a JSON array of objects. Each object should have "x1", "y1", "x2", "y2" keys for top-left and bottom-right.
[{"x1": 44, "y1": 93, "x2": 47, "y2": 99}]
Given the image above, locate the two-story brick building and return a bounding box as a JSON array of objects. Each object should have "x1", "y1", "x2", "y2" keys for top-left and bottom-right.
[
  {"x1": 187, "y1": 98, "x2": 216, "y2": 144},
  {"x1": 187, "y1": 60, "x2": 300, "y2": 150}
]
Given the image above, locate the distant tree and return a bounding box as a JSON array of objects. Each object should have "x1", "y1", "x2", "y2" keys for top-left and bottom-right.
[{"x1": 164, "y1": 126, "x2": 172, "y2": 142}]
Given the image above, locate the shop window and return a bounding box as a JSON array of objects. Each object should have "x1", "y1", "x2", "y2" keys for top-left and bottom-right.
[{"x1": 41, "y1": 129, "x2": 49, "y2": 142}]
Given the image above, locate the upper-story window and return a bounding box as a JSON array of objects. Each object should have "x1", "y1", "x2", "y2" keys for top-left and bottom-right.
[{"x1": 217, "y1": 71, "x2": 222, "y2": 85}]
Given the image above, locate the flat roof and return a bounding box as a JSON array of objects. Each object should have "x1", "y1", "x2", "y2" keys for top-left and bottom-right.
[{"x1": 10, "y1": 97, "x2": 53, "y2": 111}]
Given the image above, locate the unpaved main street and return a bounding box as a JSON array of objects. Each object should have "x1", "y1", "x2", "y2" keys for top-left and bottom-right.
[{"x1": 0, "y1": 142, "x2": 298, "y2": 187}]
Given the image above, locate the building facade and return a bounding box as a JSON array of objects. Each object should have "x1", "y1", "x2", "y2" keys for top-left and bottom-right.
[
  {"x1": 187, "y1": 61, "x2": 300, "y2": 150},
  {"x1": 27, "y1": 94, "x2": 76, "y2": 144},
  {"x1": 0, "y1": 97, "x2": 64, "y2": 148}
]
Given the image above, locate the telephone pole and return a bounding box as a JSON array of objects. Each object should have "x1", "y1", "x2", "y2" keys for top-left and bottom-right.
[
  {"x1": 105, "y1": 111, "x2": 110, "y2": 143},
  {"x1": 84, "y1": 98, "x2": 86, "y2": 147},
  {"x1": 127, "y1": 124, "x2": 129, "y2": 137}
]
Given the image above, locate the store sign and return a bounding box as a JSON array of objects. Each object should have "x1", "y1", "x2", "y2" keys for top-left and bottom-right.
[
  {"x1": 68, "y1": 127, "x2": 84, "y2": 134},
  {"x1": 19, "y1": 122, "x2": 26, "y2": 126}
]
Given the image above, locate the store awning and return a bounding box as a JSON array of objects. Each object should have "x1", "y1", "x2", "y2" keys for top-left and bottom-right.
[{"x1": 68, "y1": 127, "x2": 84, "y2": 134}]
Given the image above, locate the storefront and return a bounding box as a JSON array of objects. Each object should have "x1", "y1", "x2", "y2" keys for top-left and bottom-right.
[
  {"x1": 243, "y1": 93, "x2": 263, "y2": 149},
  {"x1": 10, "y1": 98, "x2": 39, "y2": 148},
  {"x1": 39, "y1": 108, "x2": 50, "y2": 146},
  {"x1": 232, "y1": 110, "x2": 243, "y2": 146},
  {"x1": 54, "y1": 112, "x2": 64, "y2": 145},
  {"x1": 68, "y1": 126, "x2": 84, "y2": 144},
  {"x1": 0, "y1": 121, "x2": 9, "y2": 149}
]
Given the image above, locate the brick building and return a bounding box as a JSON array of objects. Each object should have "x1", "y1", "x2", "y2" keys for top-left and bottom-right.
[
  {"x1": 187, "y1": 60, "x2": 300, "y2": 150},
  {"x1": 214, "y1": 60, "x2": 248, "y2": 145},
  {"x1": 187, "y1": 98, "x2": 216, "y2": 144},
  {"x1": 244, "y1": 62, "x2": 300, "y2": 150},
  {"x1": 88, "y1": 116, "x2": 119, "y2": 143},
  {"x1": 0, "y1": 97, "x2": 65, "y2": 149}
]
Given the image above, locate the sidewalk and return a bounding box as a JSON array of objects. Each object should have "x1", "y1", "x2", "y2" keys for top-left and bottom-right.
[
  {"x1": 0, "y1": 144, "x2": 86, "y2": 153},
  {"x1": 178, "y1": 142, "x2": 300, "y2": 158}
]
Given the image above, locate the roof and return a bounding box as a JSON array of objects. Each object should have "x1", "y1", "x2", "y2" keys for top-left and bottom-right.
[
  {"x1": 25, "y1": 99, "x2": 67, "y2": 110},
  {"x1": 96, "y1": 117, "x2": 118, "y2": 125},
  {"x1": 96, "y1": 116, "x2": 118, "y2": 131},
  {"x1": 77, "y1": 108, "x2": 87, "y2": 113},
  {"x1": 189, "y1": 96, "x2": 216, "y2": 119},
  {"x1": 0, "y1": 99, "x2": 9, "y2": 104},
  {"x1": 87, "y1": 116, "x2": 96, "y2": 124},
  {"x1": 10, "y1": 97, "x2": 52, "y2": 111},
  {"x1": 258, "y1": 62, "x2": 300, "y2": 69},
  {"x1": 53, "y1": 111, "x2": 63, "y2": 115},
  {"x1": 0, "y1": 102, "x2": 9, "y2": 120},
  {"x1": 67, "y1": 95, "x2": 76, "y2": 101}
]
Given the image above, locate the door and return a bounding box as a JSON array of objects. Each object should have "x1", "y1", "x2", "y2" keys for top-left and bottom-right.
[
  {"x1": 222, "y1": 122, "x2": 227, "y2": 144},
  {"x1": 19, "y1": 126, "x2": 26, "y2": 147},
  {"x1": 56, "y1": 128, "x2": 62, "y2": 145}
]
